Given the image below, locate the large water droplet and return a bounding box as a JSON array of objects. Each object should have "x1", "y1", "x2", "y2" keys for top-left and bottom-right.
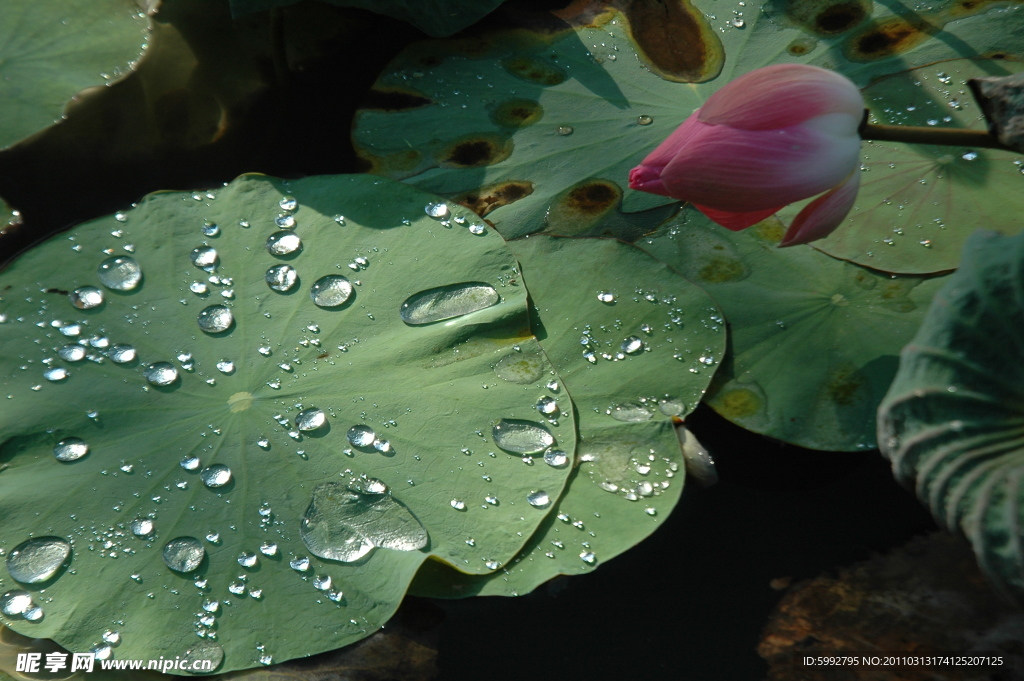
[
  {"x1": 144, "y1": 362, "x2": 178, "y2": 386},
  {"x1": 200, "y1": 464, "x2": 232, "y2": 488},
  {"x1": 310, "y1": 276, "x2": 353, "y2": 307},
  {"x1": 162, "y1": 537, "x2": 204, "y2": 572},
  {"x1": 296, "y1": 407, "x2": 326, "y2": 431},
  {"x1": 69, "y1": 286, "x2": 104, "y2": 309},
  {"x1": 300, "y1": 482, "x2": 428, "y2": 562},
  {"x1": 53, "y1": 437, "x2": 89, "y2": 462},
  {"x1": 400, "y1": 283, "x2": 500, "y2": 325},
  {"x1": 492, "y1": 419, "x2": 554, "y2": 454},
  {"x1": 190, "y1": 247, "x2": 218, "y2": 269},
  {"x1": 197, "y1": 305, "x2": 233, "y2": 333},
  {"x1": 98, "y1": 256, "x2": 142, "y2": 291},
  {"x1": 6, "y1": 538, "x2": 72, "y2": 583},
  {"x1": 1, "y1": 590, "x2": 33, "y2": 616},
  {"x1": 347, "y1": 425, "x2": 375, "y2": 447},
  {"x1": 265, "y1": 264, "x2": 298, "y2": 292},
  {"x1": 266, "y1": 231, "x2": 302, "y2": 256}
]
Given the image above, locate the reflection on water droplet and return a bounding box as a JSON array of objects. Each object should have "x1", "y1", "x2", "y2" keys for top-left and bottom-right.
[
  {"x1": 266, "y1": 231, "x2": 302, "y2": 256},
  {"x1": 110, "y1": 344, "x2": 137, "y2": 363},
  {"x1": 310, "y1": 276, "x2": 353, "y2": 307},
  {"x1": 527, "y1": 490, "x2": 550, "y2": 508},
  {"x1": 131, "y1": 519, "x2": 154, "y2": 537},
  {"x1": 200, "y1": 464, "x2": 231, "y2": 488},
  {"x1": 425, "y1": 202, "x2": 449, "y2": 219},
  {"x1": 197, "y1": 305, "x2": 233, "y2": 333},
  {"x1": 98, "y1": 256, "x2": 142, "y2": 291},
  {"x1": 557, "y1": 126, "x2": 573, "y2": 136},
  {"x1": 544, "y1": 449, "x2": 568, "y2": 467},
  {"x1": 301, "y1": 482, "x2": 428, "y2": 562},
  {"x1": 54, "y1": 437, "x2": 89, "y2": 462},
  {"x1": 162, "y1": 537, "x2": 204, "y2": 572},
  {"x1": 144, "y1": 362, "x2": 178, "y2": 386},
  {"x1": 1, "y1": 590, "x2": 33, "y2": 616},
  {"x1": 6, "y1": 537, "x2": 72, "y2": 583},
  {"x1": 637, "y1": 115, "x2": 653, "y2": 125},
  {"x1": 400, "y1": 283, "x2": 499, "y2": 325},
  {"x1": 190, "y1": 247, "x2": 218, "y2": 269},
  {"x1": 347, "y1": 425, "x2": 375, "y2": 447},
  {"x1": 69, "y1": 286, "x2": 104, "y2": 309},
  {"x1": 265, "y1": 264, "x2": 298, "y2": 292},
  {"x1": 296, "y1": 407, "x2": 326, "y2": 431},
  {"x1": 492, "y1": 419, "x2": 554, "y2": 454}
]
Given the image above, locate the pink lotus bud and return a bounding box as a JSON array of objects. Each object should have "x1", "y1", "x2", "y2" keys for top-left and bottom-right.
[{"x1": 629, "y1": 64, "x2": 864, "y2": 247}]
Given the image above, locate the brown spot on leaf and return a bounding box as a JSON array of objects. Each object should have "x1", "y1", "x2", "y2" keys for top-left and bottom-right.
[
  {"x1": 437, "y1": 134, "x2": 513, "y2": 168},
  {"x1": 623, "y1": 0, "x2": 724, "y2": 83},
  {"x1": 360, "y1": 148, "x2": 424, "y2": 178},
  {"x1": 542, "y1": 180, "x2": 622, "y2": 236},
  {"x1": 825, "y1": 364, "x2": 866, "y2": 407},
  {"x1": 715, "y1": 388, "x2": 763, "y2": 418},
  {"x1": 361, "y1": 89, "x2": 432, "y2": 112},
  {"x1": 501, "y1": 56, "x2": 566, "y2": 86},
  {"x1": 845, "y1": 17, "x2": 932, "y2": 61},
  {"x1": 697, "y1": 256, "x2": 746, "y2": 283},
  {"x1": 786, "y1": 0, "x2": 870, "y2": 36},
  {"x1": 565, "y1": 181, "x2": 618, "y2": 214},
  {"x1": 490, "y1": 99, "x2": 544, "y2": 128},
  {"x1": 456, "y1": 181, "x2": 534, "y2": 218}
]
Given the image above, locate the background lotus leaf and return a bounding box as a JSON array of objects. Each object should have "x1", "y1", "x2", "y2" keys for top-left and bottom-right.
[
  {"x1": 641, "y1": 208, "x2": 949, "y2": 451},
  {"x1": 411, "y1": 236, "x2": 724, "y2": 597},
  {"x1": 0, "y1": 174, "x2": 576, "y2": 672},
  {"x1": 0, "y1": 0, "x2": 150, "y2": 150},
  {"x1": 878, "y1": 229, "x2": 1024, "y2": 601}
]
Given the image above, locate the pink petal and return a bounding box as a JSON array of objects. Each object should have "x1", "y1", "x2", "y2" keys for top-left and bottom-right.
[
  {"x1": 629, "y1": 112, "x2": 704, "y2": 185},
  {"x1": 693, "y1": 203, "x2": 784, "y2": 231},
  {"x1": 779, "y1": 169, "x2": 860, "y2": 247},
  {"x1": 698, "y1": 64, "x2": 864, "y2": 131},
  {"x1": 658, "y1": 120, "x2": 861, "y2": 212}
]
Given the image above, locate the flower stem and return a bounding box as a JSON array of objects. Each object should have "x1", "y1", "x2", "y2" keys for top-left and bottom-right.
[{"x1": 859, "y1": 115, "x2": 1016, "y2": 153}]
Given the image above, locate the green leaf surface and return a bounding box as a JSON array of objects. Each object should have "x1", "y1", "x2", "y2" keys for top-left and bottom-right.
[
  {"x1": 0, "y1": 174, "x2": 575, "y2": 672},
  {"x1": 353, "y1": 0, "x2": 1024, "y2": 247},
  {"x1": 780, "y1": 60, "x2": 1024, "y2": 275},
  {"x1": 228, "y1": 0, "x2": 506, "y2": 37},
  {"x1": 0, "y1": 0, "x2": 149, "y2": 150},
  {"x1": 641, "y1": 209, "x2": 949, "y2": 451},
  {"x1": 411, "y1": 236, "x2": 725, "y2": 596},
  {"x1": 878, "y1": 229, "x2": 1024, "y2": 601}
]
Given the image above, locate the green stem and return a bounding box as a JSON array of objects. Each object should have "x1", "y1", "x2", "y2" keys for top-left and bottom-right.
[{"x1": 859, "y1": 115, "x2": 1015, "y2": 153}]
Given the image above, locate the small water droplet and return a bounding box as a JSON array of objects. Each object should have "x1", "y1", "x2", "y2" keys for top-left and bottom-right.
[
  {"x1": 238, "y1": 552, "x2": 258, "y2": 568},
  {"x1": 468, "y1": 223, "x2": 486, "y2": 235},
  {"x1": 597, "y1": 291, "x2": 615, "y2": 303},
  {"x1": 200, "y1": 464, "x2": 232, "y2": 488},
  {"x1": 265, "y1": 264, "x2": 298, "y2": 292},
  {"x1": 197, "y1": 305, "x2": 233, "y2": 333},
  {"x1": 557, "y1": 125, "x2": 573, "y2": 136},
  {"x1": 347, "y1": 425, "x2": 376, "y2": 447},
  {"x1": 144, "y1": 362, "x2": 178, "y2": 386},
  {"x1": 373, "y1": 439, "x2": 391, "y2": 454},
  {"x1": 98, "y1": 256, "x2": 142, "y2": 291},
  {"x1": 216, "y1": 359, "x2": 235, "y2": 374},
  {"x1": 54, "y1": 437, "x2": 89, "y2": 462},
  {"x1": 44, "y1": 367, "x2": 69, "y2": 382},
  {"x1": 266, "y1": 231, "x2": 302, "y2": 256},
  {"x1": 289, "y1": 556, "x2": 310, "y2": 571},
  {"x1": 201, "y1": 221, "x2": 220, "y2": 237},
  {"x1": 492, "y1": 419, "x2": 554, "y2": 454},
  {"x1": 296, "y1": 407, "x2": 326, "y2": 431},
  {"x1": 636, "y1": 115, "x2": 653, "y2": 125},
  {"x1": 131, "y1": 519, "x2": 154, "y2": 537},
  {"x1": 1, "y1": 590, "x2": 33, "y2": 616},
  {"x1": 162, "y1": 537, "x2": 204, "y2": 572},
  {"x1": 310, "y1": 276, "x2": 353, "y2": 307},
  {"x1": 313, "y1": 574, "x2": 332, "y2": 590},
  {"x1": 730, "y1": 17, "x2": 745, "y2": 27},
  {"x1": 109, "y1": 344, "x2": 137, "y2": 363},
  {"x1": 543, "y1": 449, "x2": 568, "y2": 467},
  {"x1": 425, "y1": 202, "x2": 449, "y2": 219},
  {"x1": 580, "y1": 551, "x2": 597, "y2": 565},
  {"x1": 58, "y1": 345, "x2": 86, "y2": 362},
  {"x1": 527, "y1": 490, "x2": 551, "y2": 508},
  {"x1": 279, "y1": 196, "x2": 298, "y2": 211},
  {"x1": 181, "y1": 456, "x2": 200, "y2": 471},
  {"x1": 535, "y1": 396, "x2": 559, "y2": 415},
  {"x1": 6, "y1": 538, "x2": 72, "y2": 583},
  {"x1": 69, "y1": 286, "x2": 104, "y2": 309},
  {"x1": 259, "y1": 542, "x2": 278, "y2": 556},
  {"x1": 190, "y1": 246, "x2": 218, "y2": 269},
  {"x1": 621, "y1": 336, "x2": 644, "y2": 355},
  {"x1": 275, "y1": 214, "x2": 296, "y2": 229},
  {"x1": 450, "y1": 499, "x2": 466, "y2": 510}
]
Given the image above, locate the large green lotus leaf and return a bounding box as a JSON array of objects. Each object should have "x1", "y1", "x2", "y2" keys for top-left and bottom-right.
[
  {"x1": 641, "y1": 208, "x2": 949, "y2": 450},
  {"x1": 353, "y1": 1, "x2": 1024, "y2": 242},
  {"x1": 410, "y1": 236, "x2": 725, "y2": 596},
  {"x1": 228, "y1": 0, "x2": 506, "y2": 37},
  {"x1": 778, "y1": 59, "x2": 1024, "y2": 275},
  {"x1": 878, "y1": 230, "x2": 1024, "y2": 600},
  {"x1": 0, "y1": 0, "x2": 149, "y2": 150},
  {"x1": 0, "y1": 174, "x2": 575, "y2": 673}
]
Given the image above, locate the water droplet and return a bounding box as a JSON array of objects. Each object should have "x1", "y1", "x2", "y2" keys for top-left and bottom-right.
[
  {"x1": 228, "y1": 582, "x2": 246, "y2": 595},
  {"x1": 180, "y1": 456, "x2": 200, "y2": 471},
  {"x1": 450, "y1": 499, "x2": 466, "y2": 510},
  {"x1": 608, "y1": 403, "x2": 653, "y2": 422},
  {"x1": 300, "y1": 482, "x2": 428, "y2": 562},
  {"x1": 190, "y1": 247, "x2": 218, "y2": 269},
  {"x1": 536, "y1": 396, "x2": 559, "y2": 415},
  {"x1": 98, "y1": 256, "x2": 142, "y2": 291},
  {"x1": 636, "y1": 115, "x2": 653, "y2": 125},
  {"x1": 53, "y1": 437, "x2": 89, "y2": 462},
  {"x1": 424, "y1": 202, "x2": 449, "y2": 219},
  {"x1": 597, "y1": 291, "x2": 615, "y2": 303},
  {"x1": 259, "y1": 542, "x2": 278, "y2": 556},
  {"x1": 266, "y1": 231, "x2": 302, "y2": 256},
  {"x1": 580, "y1": 551, "x2": 597, "y2": 565},
  {"x1": 276, "y1": 214, "x2": 296, "y2": 229},
  {"x1": 144, "y1": 362, "x2": 178, "y2": 386},
  {"x1": 543, "y1": 449, "x2": 568, "y2": 467},
  {"x1": 347, "y1": 424, "x2": 376, "y2": 447},
  {"x1": 181, "y1": 642, "x2": 224, "y2": 673},
  {"x1": 200, "y1": 464, "x2": 231, "y2": 488},
  {"x1": 265, "y1": 264, "x2": 298, "y2": 292},
  {"x1": 373, "y1": 439, "x2": 391, "y2": 453},
  {"x1": 962, "y1": 150, "x2": 978, "y2": 161},
  {"x1": 202, "y1": 599, "x2": 219, "y2": 613},
  {"x1": 730, "y1": 17, "x2": 745, "y2": 27},
  {"x1": 1, "y1": 590, "x2": 33, "y2": 616},
  {"x1": 44, "y1": 367, "x2": 68, "y2": 382},
  {"x1": 69, "y1": 286, "x2": 104, "y2": 309},
  {"x1": 6, "y1": 538, "x2": 71, "y2": 583},
  {"x1": 57, "y1": 345, "x2": 85, "y2": 362},
  {"x1": 279, "y1": 196, "x2": 297, "y2": 211},
  {"x1": 258, "y1": 345, "x2": 272, "y2": 356},
  {"x1": 238, "y1": 552, "x2": 258, "y2": 568},
  {"x1": 109, "y1": 344, "x2": 137, "y2": 363},
  {"x1": 557, "y1": 125, "x2": 573, "y2": 135},
  {"x1": 313, "y1": 574, "x2": 332, "y2": 590},
  {"x1": 23, "y1": 605, "x2": 44, "y2": 621},
  {"x1": 527, "y1": 490, "x2": 550, "y2": 508},
  {"x1": 162, "y1": 537, "x2": 204, "y2": 572},
  {"x1": 201, "y1": 221, "x2": 219, "y2": 237},
  {"x1": 216, "y1": 359, "x2": 235, "y2": 374},
  {"x1": 328, "y1": 589, "x2": 343, "y2": 602},
  {"x1": 190, "y1": 281, "x2": 208, "y2": 295},
  {"x1": 197, "y1": 305, "x2": 233, "y2": 333},
  {"x1": 493, "y1": 350, "x2": 545, "y2": 384},
  {"x1": 468, "y1": 223, "x2": 486, "y2": 235},
  {"x1": 310, "y1": 276, "x2": 353, "y2": 307},
  {"x1": 131, "y1": 519, "x2": 154, "y2": 537},
  {"x1": 289, "y1": 556, "x2": 310, "y2": 571},
  {"x1": 399, "y1": 283, "x2": 499, "y2": 325},
  {"x1": 621, "y1": 336, "x2": 644, "y2": 355},
  {"x1": 296, "y1": 407, "x2": 326, "y2": 431},
  {"x1": 492, "y1": 419, "x2": 554, "y2": 454}
]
